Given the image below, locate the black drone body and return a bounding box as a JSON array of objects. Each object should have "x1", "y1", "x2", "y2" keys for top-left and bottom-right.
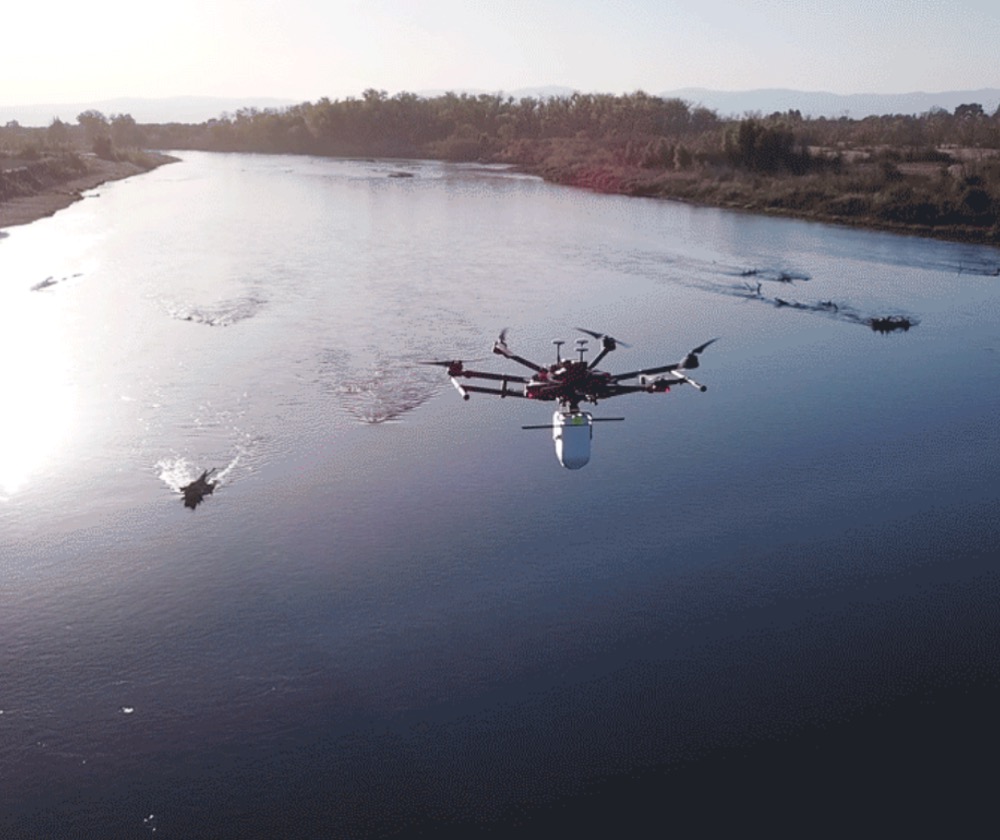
[{"x1": 423, "y1": 329, "x2": 716, "y2": 469}]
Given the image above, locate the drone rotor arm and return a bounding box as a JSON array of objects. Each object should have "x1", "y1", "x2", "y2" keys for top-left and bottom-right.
[
  {"x1": 576, "y1": 328, "x2": 631, "y2": 369},
  {"x1": 588, "y1": 347, "x2": 612, "y2": 369},
  {"x1": 461, "y1": 384, "x2": 528, "y2": 399},
  {"x1": 609, "y1": 363, "x2": 680, "y2": 383},
  {"x1": 454, "y1": 369, "x2": 529, "y2": 384},
  {"x1": 607, "y1": 384, "x2": 651, "y2": 395},
  {"x1": 493, "y1": 348, "x2": 546, "y2": 373},
  {"x1": 639, "y1": 374, "x2": 706, "y2": 393},
  {"x1": 610, "y1": 338, "x2": 716, "y2": 382},
  {"x1": 492, "y1": 329, "x2": 547, "y2": 373},
  {"x1": 670, "y1": 371, "x2": 708, "y2": 392}
]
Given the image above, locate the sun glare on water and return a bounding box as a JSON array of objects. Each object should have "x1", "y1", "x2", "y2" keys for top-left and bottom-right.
[{"x1": 0, "y1": 296, "x2": 75, "y2": 497}]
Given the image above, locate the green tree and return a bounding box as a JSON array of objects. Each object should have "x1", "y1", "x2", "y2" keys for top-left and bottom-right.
[
  {"x1": 47, "y1": 118, "x2": 70, "y2": 145},
  {"x1": 954, "y1": 103, "x2": 985, "y2": 120},
  {"x1": 77, "y1": 109, "x2": 109, "y2": 141},
  {"x1": 110, "y1": 113, "x2": 143, "y2": 148}
]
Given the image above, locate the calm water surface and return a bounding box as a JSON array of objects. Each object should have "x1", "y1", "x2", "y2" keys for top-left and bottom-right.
[{"x1": 2, "y1": 152, "x2": 999, "y2": 837}]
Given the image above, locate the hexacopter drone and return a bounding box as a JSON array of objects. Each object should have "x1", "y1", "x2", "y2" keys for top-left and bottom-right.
[{"x1": 423, "y1": 328, "x2": 716, "y2": 469}]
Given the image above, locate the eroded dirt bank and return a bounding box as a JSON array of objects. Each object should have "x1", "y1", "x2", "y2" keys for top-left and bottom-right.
[{"x1": 0, "y1": 152, "x2": 176, "y2": 229}]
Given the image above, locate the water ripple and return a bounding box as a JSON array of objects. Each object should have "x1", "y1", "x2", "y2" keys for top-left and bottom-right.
[
  {"x1": 164, "y1": 295, "x2": 266, "y2": 326},
  {"x1": 320, "y1": 350, "x2": 443, "y2": 424}
]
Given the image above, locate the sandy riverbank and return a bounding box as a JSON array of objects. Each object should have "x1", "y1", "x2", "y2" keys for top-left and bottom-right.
[{"x1": 0, "y1": 152, "x2": 176, "y2": 230}]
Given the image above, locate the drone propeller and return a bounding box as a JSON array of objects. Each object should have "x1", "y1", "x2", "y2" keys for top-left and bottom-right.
[
  {"x1": 493, "y1": 327, "x2": 512, "y2": 356},
  {"x1": 680, "y1": 338, "x2": 718, "y2": 369},
  {"x1": 575, "y1": 328, "x2": 631, "y2": 350}
]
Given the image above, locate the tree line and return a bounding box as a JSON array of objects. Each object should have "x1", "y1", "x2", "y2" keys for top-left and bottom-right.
[
  {"x1": 134, "y1": 90, "x2": 1000, "y2": 165},
  {"x1": 3, "y1": 109, "x2": 145, "y2": 161},
  {"x1": 5, "y1": 91, "x2": 999, "y2": 171},
  {"x1": 4, "y1": 91, "x2": 1000, "y2": 241}
]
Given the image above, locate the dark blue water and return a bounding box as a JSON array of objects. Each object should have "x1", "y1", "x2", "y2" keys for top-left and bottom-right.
[{"x1": 2, "y1": 153, "x2": 999, "y2": 837}]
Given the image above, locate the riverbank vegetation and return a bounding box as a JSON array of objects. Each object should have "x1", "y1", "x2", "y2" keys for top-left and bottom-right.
[
  {"x1": 1, "y1": 111, "x2": 174, "y2": 227},
  {"x1": 4, "y1": 93, "x2": 1000, "y2": 243}
]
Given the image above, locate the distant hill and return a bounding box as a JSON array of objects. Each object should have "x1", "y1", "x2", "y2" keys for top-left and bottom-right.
[
  {"x1": 659, "y1": 87, "x2": 1000, "y2": 119},
  {"x1": 0, "y1": 96, "x2": 301, "y2": 127}
]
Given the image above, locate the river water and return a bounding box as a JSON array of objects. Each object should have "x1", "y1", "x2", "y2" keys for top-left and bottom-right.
[{"x1": 2, "y1": 152, "x2": 999, "y2": 837}]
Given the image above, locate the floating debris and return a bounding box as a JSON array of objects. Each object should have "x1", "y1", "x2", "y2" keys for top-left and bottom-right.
[
  {"x1": 29, "y1": 272, "x2": 82, "y2": 291},
  {"x1": 772, "y1": 297, "x2": 822, "y2": 310},
  {"x1": 180, "y1": 468, "x2": 217, "y2": 509},
  {"x1": 120, "y1": 706, "x2": 135, "y2": 714},
  {"x1": 731, "y1": 282, "x2": 917, "y2": 332},
  {"x1": 734, "y1": 266, "x2": 810, "y2": 284},
  {"x1": 868, "y1": 315, "x2": 914, "y2": 333}
]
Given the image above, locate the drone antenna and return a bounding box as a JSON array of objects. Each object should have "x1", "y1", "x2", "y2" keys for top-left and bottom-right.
[
  {"x1": 575, "y1": 338, "x2": 589, "y2": 362},
  {"x1": 552, "y1": 339, "x2": 564, "y2": 363}
]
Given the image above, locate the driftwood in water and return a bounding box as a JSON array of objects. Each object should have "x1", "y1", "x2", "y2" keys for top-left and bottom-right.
[{"x1": 180, "y1": 469, "x2": 217, "y2": 509}]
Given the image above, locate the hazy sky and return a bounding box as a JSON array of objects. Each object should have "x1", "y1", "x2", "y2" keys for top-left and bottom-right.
[{"x1": 5, "y1": 0, "x2": 999, "y2": 105}]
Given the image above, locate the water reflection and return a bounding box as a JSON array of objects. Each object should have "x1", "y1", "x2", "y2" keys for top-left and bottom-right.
[{"x1": 0, "y1": 293, "x2": 75, "y2": 496}]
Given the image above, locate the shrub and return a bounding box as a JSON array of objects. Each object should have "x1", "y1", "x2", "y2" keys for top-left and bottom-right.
[{"x1": 92, "y1": 135, "x2": 116, "y2": 161}]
